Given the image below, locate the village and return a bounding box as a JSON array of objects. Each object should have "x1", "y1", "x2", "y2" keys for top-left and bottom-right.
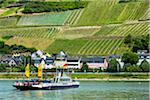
[{"x1": 0, "y1": 50, "x2": 149, "y2": 72}]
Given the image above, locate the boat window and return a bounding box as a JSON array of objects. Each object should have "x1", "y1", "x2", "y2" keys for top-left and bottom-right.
[{"x1": 60, "y1": 78, "x2": 70, "y2": 82}]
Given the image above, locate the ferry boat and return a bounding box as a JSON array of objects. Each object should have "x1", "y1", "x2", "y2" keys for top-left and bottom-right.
[
  {"x1": 13, "y1": 64, "x2": 79, "y2": 90},
  {"x1": 31, "y1": 70, "x2": 79, "y2": 90}
]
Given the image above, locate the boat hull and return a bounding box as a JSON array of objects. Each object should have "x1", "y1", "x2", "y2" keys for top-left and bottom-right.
[
  {"x1": 13, "y1": 84, "x2": 79, "y2": 90},
  {"x1": 13, "y1": 85, "x2": 41, "y2": 90},
  {"x1": 43, "y1": 85, "x2": 79, "y2": 90}
]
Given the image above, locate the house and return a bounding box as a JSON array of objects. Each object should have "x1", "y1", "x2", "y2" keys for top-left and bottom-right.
[
  {"x1": 53, "y1": 51, "x2": 67, "y2": 68},
  {"x1": 44, "y1": 57, "x2": 55, "y2": 69},
  {"x1": 8, "y1": 59, "x2": 18, "y2": 66},
  {"x1": 0, "y1": 54, "x2": 23, "y2": 66},
  {"x1": 109, "y1": 54, "x2": 124, "y2": 68},
  {"x1": 81, "y1": 57, "x2": 108, "y2": 70},
  {"x1": 66, "y1": 57, "x2": 81, "y2": 69},
  {"x1": 31, "y1": 50, "x2": 45, "y2": 59},
  {"x1": 33, "y1": 57, "x2": 42, "y2": 67},
  {"x1": 32, "y1": 50, "x2": 54, "y2": 69},
  {"x1": 137, "y1": 50, "x2": 150, "y2": 59},
  {"x1": 137, "y1": 50, "x2": 150, "y2": 65},
  {"x1": 109, "y1": 51, "x2": 150, "y2": 67},
  {"x1": 33, "y1": 56, "x2": 55, "y2": 69},
  {"x1": 0, "y1": 54, "x2": 12, "y2": 64}
]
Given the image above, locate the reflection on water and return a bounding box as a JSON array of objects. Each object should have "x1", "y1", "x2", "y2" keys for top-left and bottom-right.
[{"x1": 0, "y1": 80, "x2": 149, "y2": 100}]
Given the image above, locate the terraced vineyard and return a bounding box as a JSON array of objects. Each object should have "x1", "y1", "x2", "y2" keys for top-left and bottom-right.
[
  {"x1": 0, "y1": 17, "x2": 18, "y2": 27},
  {"x1": 0, "y1": 7, "x2": 19, "y2": 17},
  {"x1": 0, "y1": 27, "x2": 59, "y2": 38},
  {"x1": 140, "y1": 8, "x2": 150, "y2": 20},
  {"x1": 55, "y1": 28, "x2": 99, "y2": 39},
  {"x1": 76, "y1": 0, "x2": 149, "y2": 26},
  {"x1": 46, "y1": 39, "x2": 88, "y2": 55},
  {"x1": 6, "y1": 37, "x2": 54, "y2": 50},
  {"x1": 65, "y1": 9, "x2": 84, "y2": 25},
  {"x1": 46, "y1": 38, "x2": 124, "y2": 55},
  {"x1": 78, "y1": 39, "x2": 123, "y2": 55},
  {"x1": 17, "y1": 9, "x2": 83, "y2": 26},
  {"x1": 17, "y1": 11, "x2": 71, "y2": 26},
  {"x1": 95, "y1": 22, "x2": 149, "y2": 37}
]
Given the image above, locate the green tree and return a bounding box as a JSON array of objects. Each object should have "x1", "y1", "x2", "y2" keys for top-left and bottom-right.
[
  {"x1": 107, "y1": 58, "x2": 121, "y2": 72},
  {"x1": 124, "y1": 34, "x2": 133, "y2": 47},
  {"x1": 122, "y1": 52, "x2": 139, "y2": 65},
  {"x1": 132, "y1": 37, "x2": 143, "y2": 52},
  {"x1": 123, "y1": 63, "x2": 131, "y2": 72},
  {"x1": 139, "y1": 59, "x2": 150, "y2": 72},
  {"x1": 124, "y1": 34, "x2": 149, "y2": 52},
  {"x1": 126, "y1": 65, "x2": 142, "y2": 72},
  {"x1": 143, "y1": 34, "x2": 149, "y2": 51},
  {"x1": 0, "y1": 64, "x2": 6, "y2": 72},
  {"x1": 0, "y1": 41, "x2": 4, "y2": 48},
  {"x1": 81, "y1": 62, "x2": 88, "y2": 72}
]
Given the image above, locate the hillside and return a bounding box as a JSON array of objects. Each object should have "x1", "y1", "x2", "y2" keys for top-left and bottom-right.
[
  {"x1": 76, "y1": 0, "x2": 149, "y2": 26},
  {"x1": 0, "y1": 0, "x2": 149, "y2": 55}
]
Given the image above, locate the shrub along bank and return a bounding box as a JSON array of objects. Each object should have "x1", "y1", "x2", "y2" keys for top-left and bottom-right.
[{"x1": 0, "y1": 73, "x2": 149, "y2": 79}]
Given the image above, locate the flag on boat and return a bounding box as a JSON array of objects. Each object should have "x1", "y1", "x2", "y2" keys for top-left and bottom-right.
[
  {"x1": 25, "y1": 64, "x2": 30, "y2": 78},
  {"x1": 38, "y1": 64, "x2": 43, "y2": 80},
  {"x1": 63, "y1": 64, "x2": 68, "y2": 69}
]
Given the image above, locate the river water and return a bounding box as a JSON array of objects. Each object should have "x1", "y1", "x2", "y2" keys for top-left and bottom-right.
[{"x1": 0, "y1": 80, "x2": 149, "y2": 100}]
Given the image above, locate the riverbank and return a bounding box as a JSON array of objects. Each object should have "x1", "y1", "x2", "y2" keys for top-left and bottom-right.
[
  {"x1": 0, "y1": 73, "x2": 149, "y2": 81},
  {"x1": 0, "y1": 78, "x2": 150, "y2": 81},
  {"x1": 76, "y1": 78, "x2": 150, "y2": 81}
]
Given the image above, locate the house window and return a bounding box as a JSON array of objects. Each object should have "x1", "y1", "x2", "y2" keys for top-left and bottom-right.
[
  {"x1": 68, "y1": 64, "x2": 78, "y2": 66},
  {"x1": 67, "y1": 60, "x2": 78, "y2": 62},
  {"x1": 95, "y1": 61, "x2": 101, "y2": 63}
]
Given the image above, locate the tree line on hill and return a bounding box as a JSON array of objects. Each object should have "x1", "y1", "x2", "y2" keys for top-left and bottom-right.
[
  {"x1": 119, "y1": 0, "x2": 138, "y2": 3},
  {"x1": 0, "y1": 0, "x2": 88, "y2": 13},
  {"x1": 0, "y1": 41, "x2": 36, "y2": 54},
  {"x1": 22, "y1": 1, "x2": 88, "y2": 13},
  {"x1": 0, "y1": 0, "x2": 88, "y2": 14},
  {"x1": 124, "y1": 34, "x2": 149, "y2": 53}
]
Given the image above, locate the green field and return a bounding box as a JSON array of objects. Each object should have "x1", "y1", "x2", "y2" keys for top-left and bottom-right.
[
  {"x1": 17, "y1": 9, "x2": 83, "y2": 26},
  {"x1": 46, "y1": 39, "x2": 88, "y2": 55},
  {"x1": 6, "y1": 37, "x2": 54, "y2": 50},
  {"x1": 55, "y1": 28, "x2": 99, "y2": 39},
  {"x1": 0, "y1": 7, "x2": 19, "y2": 17},
  {"x1": 17, "y1": 11, "x2": 71, "y2": 26},
  {"x1": 46, "y1": 38, "x2": 124, "y2": 55},
  {"x1": 95, "y1": 22, "x2": 149, "y2": 37},
  {"x1": 0, "y1": 17, "x2": 18, "y2": 27},
  {"x1": 65, "y1": 9, "x2": 84, "y2": 25},
  {"x1": 0, "y1": 27, "x2": 59, "y2": 38},
  {"x1": 76, "y1": 0, "x2": 149, "y2": 26}
]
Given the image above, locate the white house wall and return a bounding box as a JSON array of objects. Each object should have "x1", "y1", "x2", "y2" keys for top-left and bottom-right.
[
  {"x1": 137, "y1": 59, "x2": 150, "y2": 65},
  {"x1": 54, "y1": 61, "x2": 67, "y2": 68}
]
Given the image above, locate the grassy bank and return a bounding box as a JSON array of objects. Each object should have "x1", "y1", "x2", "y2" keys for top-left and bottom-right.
[
  {"x1": 0, "y1": 73, "x2": 149, "y2": 80},
  {"x1": 71, "y1": 73, "x2": 150, "y2": 79}
]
